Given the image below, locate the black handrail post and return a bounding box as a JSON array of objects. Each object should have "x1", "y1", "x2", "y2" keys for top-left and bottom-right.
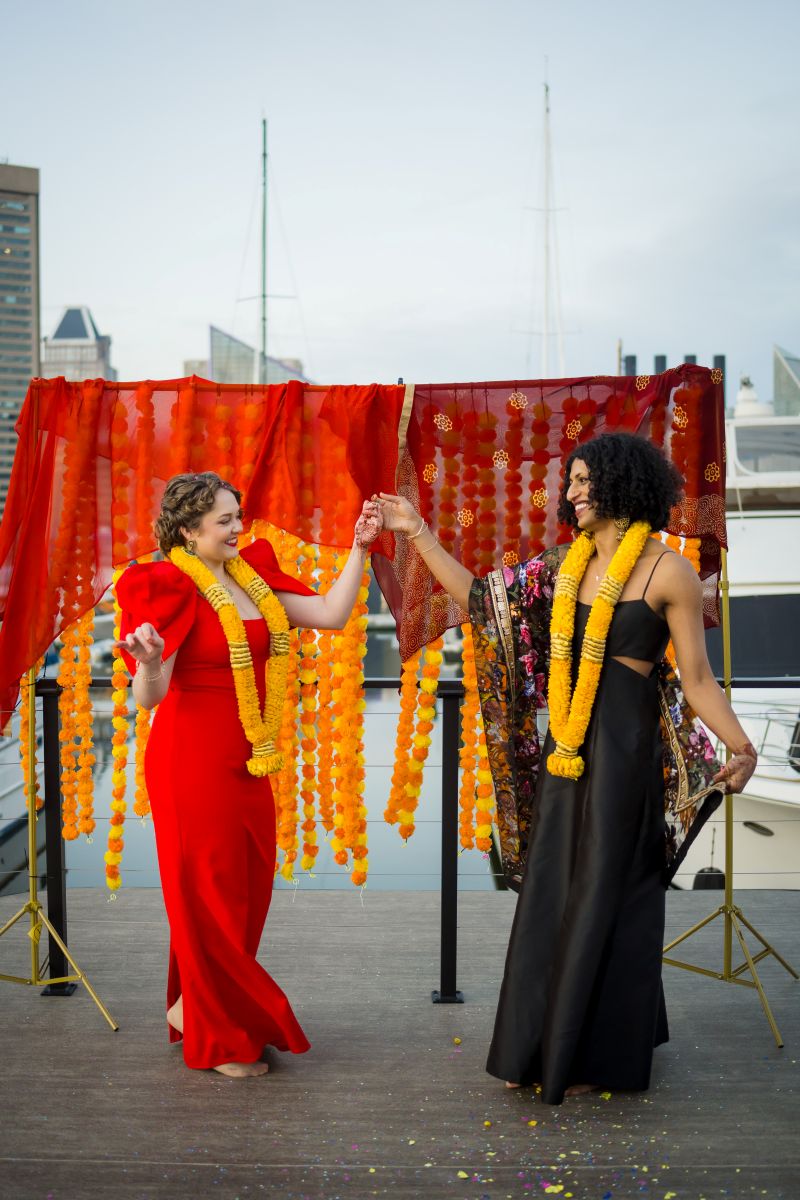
[
  {"x1": 39, "y1": 680, "x2": 76, "y2": 996},
  {"x1": 432, "y1": 684, "x2": 463, "y2": 1003}
]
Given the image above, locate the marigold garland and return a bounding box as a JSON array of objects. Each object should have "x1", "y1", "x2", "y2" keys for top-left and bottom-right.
[
  {"x1": 106, "y1": 570, "x2": 130, "y2": 890},
  {"x1": 458, "y1": 624, "x2": 479, "y2": 849},
  {"x1": 385, "y1": 649, "x2": 422, "y2": 834},
  {"x1": 169, "y1": 545, "x2": 292, "y2": 775},
  {"x1": 57, "y1": 625, "x2": 79, "y2": 840},
  {"x1": 133, "y1": 704, "x2": 152, "y2": 819},
  {"x1": 474, "y1": 717, "x2": 494, "y2": 853},
  {"x1": 330, "y1": 554, "x2": 370, "y2": 883},
  {"x1": 401, "y1": 637, "x2": 443, "y2": 841},
  {"x1": 547, "y1": 521, "x2": 651, "y2": 779},
  {"x1": 19, "y1": 658, "x2": 44, "y2": 812},
  {"x1": 74, "y1": 609, "x2": 96, "y2": 838},
  {"x1": 314, "y1": 543, "x2": 338, "y2": 834}
]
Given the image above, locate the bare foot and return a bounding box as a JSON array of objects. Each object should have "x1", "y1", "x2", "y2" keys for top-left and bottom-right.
[
  {"x1": 166, "y1": 996, "x2": 183, "y2": 1034},
  {"x1": 505, "y1": 1081, "x2": 522, "y2": 1089},
  {"x1": 212, "y1": 1060, "x2": 270, "y2": 1078},
  {"x1": 564, "y1": 1083, "x2": 597, "y2": 1096}
]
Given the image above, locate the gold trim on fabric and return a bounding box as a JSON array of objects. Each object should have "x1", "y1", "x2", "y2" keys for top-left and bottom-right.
[
  {"x1": 397, "y1": 382, "x2": 416, "y2": 455},
  {"x1": 658, "y1": 681, "x2": 721, "y2": 815},
  {"x1": 658, "y1": 682, "x2": 689, "y2": 809},
  {"x1": 487, "y1": 568, "x2": 515, "y2": 693}
]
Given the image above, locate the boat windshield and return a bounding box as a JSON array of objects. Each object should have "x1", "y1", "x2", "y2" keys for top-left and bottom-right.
[{"x1": 734, "y1": 425, "x2": 800, "y2": 474}]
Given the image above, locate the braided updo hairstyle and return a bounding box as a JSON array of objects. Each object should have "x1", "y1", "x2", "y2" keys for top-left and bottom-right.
[
  {"x1": 154, "y1": 472, "x2": 242, "y2": 556},
  {"x1": 556, "y1": 432, "x2": 683, "y2": 532}
]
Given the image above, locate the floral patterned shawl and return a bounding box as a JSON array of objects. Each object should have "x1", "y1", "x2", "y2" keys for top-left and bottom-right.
[{"x1": 469, "y1": 547, "x2": 724, "y2": 890}]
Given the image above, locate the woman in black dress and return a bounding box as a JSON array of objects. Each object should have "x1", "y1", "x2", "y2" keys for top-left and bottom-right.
[{"x1": 378, "y1": 433, "x2": 757, "y2": 1104}]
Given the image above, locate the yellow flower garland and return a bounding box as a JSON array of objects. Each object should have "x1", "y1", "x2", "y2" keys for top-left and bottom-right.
[
  {"x1": 547, "y1": 521, "x2": 651, "y2": 779},
  {"x1": 169, "y1": 546, "x2": 292, "y2": 776}
]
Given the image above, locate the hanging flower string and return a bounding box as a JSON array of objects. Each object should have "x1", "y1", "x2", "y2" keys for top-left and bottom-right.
[
  {"x1": 458, "y1": 624, "x2": 479, "y2": 849},
  {"x1": 74, "y1": 609, "x2": 96, "y2": 838},
  {"x1": 401, "y1": 637, "x2": 444, "y2": 841},
  {"x1": 106, "y1": 571, "x2": 130, "y2": 891},
  {"x1": 19, "y1": 658, "x2": 45, "y2": 812},
  {"x1": 385, "y1": 649, "x2": 422, "y2": 834},
  {"x1": 548, "y1": 522, "x2": 651, "y2": 779}
]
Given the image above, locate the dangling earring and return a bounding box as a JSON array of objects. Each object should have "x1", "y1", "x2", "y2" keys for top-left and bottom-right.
[
  {"x1": 185, "y1": 538, "x2": 197, "y2": 556},
  {"x1": 614, "y1": 517, "x2": 630, "y2": 542}
]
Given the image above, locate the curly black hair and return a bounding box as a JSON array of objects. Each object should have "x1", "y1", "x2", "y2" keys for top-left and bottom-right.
[{"x1": 556, "y1": 432, "x2": 683, "y2": 532}]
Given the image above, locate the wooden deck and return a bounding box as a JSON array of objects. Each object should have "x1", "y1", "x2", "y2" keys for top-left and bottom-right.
[{"x1": 0, "y1": 888, "x2": 798, "y2": 1199}]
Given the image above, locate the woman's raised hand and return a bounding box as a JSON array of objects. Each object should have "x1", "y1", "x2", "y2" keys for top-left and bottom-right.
[
  {"x1": 376, "y1": 492, "x2": 422, "y2": 537},
  {"x1": 354, "y1": 498, "x2": 384, "y2": 550},
  {"x1": 114, "y1": 624, "x2": 165, "y2": 667}
]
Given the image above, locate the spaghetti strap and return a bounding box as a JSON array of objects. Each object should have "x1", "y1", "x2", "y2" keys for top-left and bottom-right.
[{"x1": 641, "y1": 551, "x2": 669, "y2": 601}]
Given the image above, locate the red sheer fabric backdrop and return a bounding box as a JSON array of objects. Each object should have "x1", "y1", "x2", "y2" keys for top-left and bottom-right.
[
  {"x1": 372, "y1": 365, "x2": 726, "y2": 662},
  {"x1": 0, "y1": 377, "x2": 404, "y2": 717}
]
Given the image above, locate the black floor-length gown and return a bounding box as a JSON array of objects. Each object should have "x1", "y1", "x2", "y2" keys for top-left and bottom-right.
[{"x1": 486, "y1": 597, "x2": 671, "y2": 1104}]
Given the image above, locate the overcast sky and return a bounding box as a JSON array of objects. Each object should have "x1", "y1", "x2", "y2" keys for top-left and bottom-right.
[{"x1": 4, "y1": 0, "x2": 798, "y2": 403}]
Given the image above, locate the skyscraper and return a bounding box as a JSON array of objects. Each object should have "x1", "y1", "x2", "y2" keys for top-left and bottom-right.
[
  {"x1": 0, "y1": 164, "x2": 39, "y2": 511},
  {"x1": 41, "y1": 306, "x2": 117, "y2": 381}
]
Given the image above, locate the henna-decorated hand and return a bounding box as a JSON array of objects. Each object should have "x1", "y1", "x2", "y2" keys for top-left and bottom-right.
[{"x1": 354, "y1": 498, "x2": 384, "y2": 550}]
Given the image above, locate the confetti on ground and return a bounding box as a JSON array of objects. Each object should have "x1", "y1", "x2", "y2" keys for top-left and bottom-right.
[
  {"x1": 528, "y1": 1119, "x2": 538, "y2": 1127},
  {"x1": 453, "y1": 1037, "x2": 462, "y2": 1045},
  {"x1": 457, "y1": 1170, "x2": 469, "y2": 1178},
  {"x1": 484, "y1": 1120, "x2": 492, "y2": 1127},
  {"x1": 600, "y1": 1091, "x2": 612, "y2": 1100}
]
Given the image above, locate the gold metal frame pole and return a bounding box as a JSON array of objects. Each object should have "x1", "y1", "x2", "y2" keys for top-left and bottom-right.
[
  {"x1": 0, "y1": 382, "x2": 118, "y2": 1030},
  {"x1": 662, "y1": 546, "x2": 797, "y2": 1045}
]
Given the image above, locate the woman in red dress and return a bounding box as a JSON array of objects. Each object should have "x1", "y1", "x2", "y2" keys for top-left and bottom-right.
[{"x1": 117, "y1": 472, "x2": 382, "y2": 1078}]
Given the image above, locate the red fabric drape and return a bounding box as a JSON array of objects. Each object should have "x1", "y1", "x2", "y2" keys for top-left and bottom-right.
[
  {"x1": 372, "y1": 365, "x2": 726, "y2": 661},
  {"x1": 0, "y1": 377, "x2": 405, "y2": 718}
]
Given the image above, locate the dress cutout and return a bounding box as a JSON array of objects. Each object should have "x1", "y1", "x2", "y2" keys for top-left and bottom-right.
[{"x1": 118, "y1": 540, "x2": 313, "y2": 1068}]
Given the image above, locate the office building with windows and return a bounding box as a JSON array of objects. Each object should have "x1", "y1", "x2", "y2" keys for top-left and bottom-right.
[
  {"x1": 41, "y1": 306, "x2": 117, "y2": 382},
  {"x1": 0, "y1": 163, "x2": 39, "y2": 511}
]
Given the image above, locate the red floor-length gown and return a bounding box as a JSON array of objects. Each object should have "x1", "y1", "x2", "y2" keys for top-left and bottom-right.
[{"x1": 118, "y1": 539, "x2": 312, "y2": 1069}]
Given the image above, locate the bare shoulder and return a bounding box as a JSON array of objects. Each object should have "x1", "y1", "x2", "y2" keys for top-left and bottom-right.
[{"x1": 651, "y1": 546, "x2": 702, "y2": 602}]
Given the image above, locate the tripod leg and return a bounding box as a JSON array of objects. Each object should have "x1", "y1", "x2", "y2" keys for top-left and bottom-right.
[
  {"x1": 730, "y1": 912, "x2": 784, "y2": 1048},
  {"x1": 662, "y1": 904, "x2": 723, "y2": 955},
  {"x1": 37, "y1": 911, "x2": 118, "y2": 1031},
  {"x1": 0, "y1": 903, "x2": 31, "y2": 939},
  {"x1": 734, "y1": 908, "x2": 799, "y2": 980}
]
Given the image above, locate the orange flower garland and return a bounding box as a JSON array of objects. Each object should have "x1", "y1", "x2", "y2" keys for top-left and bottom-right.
[
  {"x1": 385, "y1": 649, "x2": 422, "y2": 834},
  {"x1": 476, "y1": 412, "x2": 499, "y2": 575},
  {"x1": 548, "y1": 522, "x2": 651, "y2": 778},
  {"x1": 402, "y1": 637, "x2": 444, "y2": 841},
  {"x1": 271, "y1": 528, "x2": 303, "y2": 880},
  {"x1": 458, "y1": 624, "x2": 479, "y2": 849},
  {"x1": 134, "y1": 383, "x2": 155, "y2": 546},
  {"x1": 19, "y1": 659, "x2": 44, "y2": 812},
  {"x1": 74, "y1": 609, "x2": 96, "y2": 838},
  {"x1": 169, "y1": 545, "x2": 292, "y2": 775},
  {"x1": 474, "y1": 717, "x2": 494, "y2": 853},
  {"x1": 106, "y1": 571, "x2": 130, "y2": 891},
  {"x1": 502, "y1": 391, "x2": 525, "y2": 566},
  {"x1": 133, "y1": 705, "x2": 152, "y2": 819},
  {"x1": 314, "y1": 542, "x2": 338, "y2": 834},
  {"x1": 330, "y1": 554, "x2": 370, "y2": 884},
  {"x1": 57, "y1": 625, "x2": 79, "y2": 840}
]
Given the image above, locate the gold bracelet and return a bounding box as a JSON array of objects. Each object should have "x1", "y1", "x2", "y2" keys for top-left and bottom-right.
[
  {"x1": 418, "y1": 535, "x2": 440, "y2": 555},
  {"x1": 407, "y1": 516, "x2": 427, "y2": 539},
  {"x1": 139, "y1": 663, "x2": 163, "y2": 683}
]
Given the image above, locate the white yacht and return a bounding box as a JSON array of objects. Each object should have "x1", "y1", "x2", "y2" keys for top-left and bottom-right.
[{"x1": 679, "y1": 376, "x2": 800, "y2": 889}]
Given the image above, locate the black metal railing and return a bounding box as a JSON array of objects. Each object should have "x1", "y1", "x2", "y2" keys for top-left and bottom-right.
[{"x1": 11, "y1": 674, "x2": 800, "y2": 1002}]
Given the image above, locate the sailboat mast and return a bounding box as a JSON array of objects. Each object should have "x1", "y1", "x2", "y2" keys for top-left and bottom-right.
[
  {"x1": 259, "y1": 118, "x2": 268, "y2": 386},
  {"x1": 542, "y1": 82, "x2": 550, "y2": 378}
]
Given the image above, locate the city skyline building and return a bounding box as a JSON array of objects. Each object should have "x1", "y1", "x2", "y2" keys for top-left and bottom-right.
[
  {"x1": 773, "y1": 345, "x2": 800, "y2": 417},
  {"x1": 0, "y1": 162, "x2": 39, "y2": 512},
  {"x1": 41, "y1": 305, "x2": 116, "y2": 382},
  {"x1": 207, "y1": 325, "x2": 310, "y2": 385}
]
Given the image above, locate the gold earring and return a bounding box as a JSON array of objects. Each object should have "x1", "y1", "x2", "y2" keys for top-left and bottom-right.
[
  {"x1": 185, "y1": 539, "x2": 197, "y2": 555},
  {"x1": 614, "y1": 517, "x2": 630, "y2": 542}
]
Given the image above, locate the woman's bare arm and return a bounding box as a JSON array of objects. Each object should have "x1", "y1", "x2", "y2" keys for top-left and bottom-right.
[
  {"x1": 377, "y1": 492, "x2": 475, "y2": 612},
  {"x1": 660, "y1": 554, "x2": 756, "y2": 793}
]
